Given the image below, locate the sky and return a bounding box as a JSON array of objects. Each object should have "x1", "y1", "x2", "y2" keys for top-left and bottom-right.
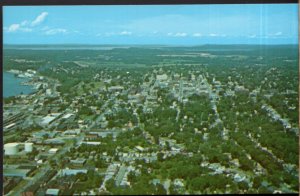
[{"x1": 3, "y1": 4, "x2": 298, "y2": 45}]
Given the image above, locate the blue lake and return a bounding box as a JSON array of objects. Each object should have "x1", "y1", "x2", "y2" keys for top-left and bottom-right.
[{"x1": 3, "y1": 72, "x2": 35, "y2": 98}]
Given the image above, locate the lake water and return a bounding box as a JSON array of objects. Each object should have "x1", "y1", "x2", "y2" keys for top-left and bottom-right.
[{"x1": 3, "y1": 72, "x2": 35, "y2": 98}]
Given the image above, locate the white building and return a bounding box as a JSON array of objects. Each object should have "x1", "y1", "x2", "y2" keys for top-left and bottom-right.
[
  {"x1": 24, "y1": 143, "x2": 33, "y2": 152},
  {"x1": 4, "y1": 143, "x2": 19, "y2": 155}
]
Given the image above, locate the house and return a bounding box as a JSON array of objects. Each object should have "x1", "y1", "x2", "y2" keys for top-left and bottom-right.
[
  {"x1": 135, "y1": 146, "x2": 145, "y2": 152},
  {"x1": 174, "y1": 179, "x2": 185, "y2": 188},
  {"x1": 48, "y1": 148, "x2": 59, "y2": 154},
  {"x1": 233, "y1": 173, "x2": 246, "y2": 183},
  {"x1": 151, "y1": 179, "x2": 161, "y2": 186}
]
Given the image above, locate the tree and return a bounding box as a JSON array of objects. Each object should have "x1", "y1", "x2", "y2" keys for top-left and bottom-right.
[
  {"x1": 189, "y1": 177, "x2": 207, "y2": 191},
  {"x1": 166, "y1": 141, "x2": 171, "y2": 151},
  {"x1": 78, "y1": 106, "x2": 93, "y2": 116},
  {"x1": 49, "y1": 159, "x2": 56, "y2": 168},
  {"x1": 77, "y1": 173, "x2": 88, "y2": 182},
  {"x1": 127, "y1": 171, "x2": 137, "y2": 184},
  {"x1": 169, "y1": 184, "x2": 179, "y2": 195},
  {"x1": 157, "y1": 152, "x2": 164, "y2": 162},
  {"x1": 105, "y1": 178, "x2": 115, "y2": 190},
  {"x1": 238, "y1": 181, "x2": 248, "y2": 191},
  {"x1": 156, "y1": 184, "x2": 167, "y2": 195},
  {"x1": 42, "y1": 134, "x2": 49, "y2": 140}
]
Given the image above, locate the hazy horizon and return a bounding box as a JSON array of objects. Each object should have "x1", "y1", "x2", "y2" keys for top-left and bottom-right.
[{"x1": 3, "y1": 43, "x2": 299, "y2": 47}]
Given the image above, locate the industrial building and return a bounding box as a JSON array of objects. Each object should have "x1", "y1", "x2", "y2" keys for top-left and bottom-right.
[
  {"x1": 4, "y1": 143, "x2": 19, "y2": 155},
  {"x1": 24, "y1": 143, "x2": 33, "y2": 153},
  {"x1": 4, "y1": 169, "x2": 30, "y2": 178},
  {"x1": 46, "y1": 188, "x2": 60, "y2": 195},
  {"x1": 4, "y1": 142, "x2": 34, "y2": 155}
]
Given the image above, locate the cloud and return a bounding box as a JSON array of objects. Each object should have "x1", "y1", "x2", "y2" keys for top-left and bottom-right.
[
  {"x1": 99, "y1": 31, "x2": 132, "y2": 36},
  {"x1": 208, "y1": 33, "x2": 227, "y2": 37},
  {"x1": 274, "y1": 32, "x2": 282, "y2": 36},
  {"x1": 21, "y1": 20, "x2": 29, "y2": 26},
  {"x1": 8, "y1": 24, "x2": 20, "y2": 32},
  {"x1": 105, "y1": 32, "x2": 115, "y2": 36},
  {"x1": 31, "y1": 12, "x2": 48, "y2": 26},
  {"x1": 263, "y1": 32, "x2": 284, "y2": 39},
  {"x1": 21, "y1": 28, "x2": 33, "y2": 32},
  {"x1": 119, "y1": 31, "x2": 132, "y2": 35},
  {"x1": 193, "y1": 33, "x2": 202, "y2": 37},
  {"x1": 248, "y1": 34, "x2": 256, "y2": 38},
  {"x1": 5, "y1": 12, "x2": 48, "y2": 33},
  {"x1": 174, "y1": 32, "x2": 187, "y2": 37},
  {"x1": 209, "y1": 33, "x2": 218, "y2": 37},
  {"x1": 167, "y1": 32, "x2": 187, "y2": 37},
  {"x1": 44, "y1": 28, "x2": 67, "y2": 35},
  {"x1": 6, "y1": 24, "x2": 33, "y2": 33},
  {"x1": 41, "y1": 26, "x2": 50, "y2": 31}
]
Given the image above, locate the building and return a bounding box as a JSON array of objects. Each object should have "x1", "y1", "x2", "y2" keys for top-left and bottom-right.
[
  {"x1": 70, "y1": 158, "x2": 86, "y2": 167},
  {"x1": 135, "y1": 146, "x2": 145, "y2": 152},
  {"x1": 40, "y1": 113, "x2": 62, "y2": 126},
  {"x1": 174, "y1": 179, "x2": 185, "y2": 188},
  {"x1": 33, "y1": 131, "x2": 57, "y2": 139},
  {"x1": 46, "y1": 188, "x2": 60, "y2": 195},
  {"x1": 80, "y1": 141, "x2": 101, "y2": 145},
  {"x1": 115, "y1": 165, "x2": 127, "y2": 186},
  {"x1": 234, "y1": 85, "x2": 249, "y2": 93},
  {"x1": 24, "y1": 143, "x2": 33, "y2": 153},
  {"x1": 63, "y1": 129, "x2": 80, "y2": 136},
  {"x1": 49, "y1": 148, "x2": 59, "y2": 154},
  {"x1": 85, "y1": 133, "x2": 99, "y2": 140},
  {"x1": 44, "y1": 138, "x2": 65, "y2": 145},
  {"x1": 4, "y1": 169, "x2": 31, "y2": 178},
  {"x1": 108, "y1": 86, "x2": 124, "y2": 93},
  {"x1": 40, "y1": 116, "x2": 56, "y2": 126},
  {"x1": 61, "y1": 113, "x2": 74, "y2": 120},
  {"x1": 156, "y1": 74, "x2": 168, "y2": 81},
  {"x1": 22, "y1": 170, "x2": 56, "y2": 196},
  {"x1": 60, "y1": 169, "x2": 88, "y2": 176},
  {"x1": 4, "y1": 143, "x2": 19, "y2": 155}
]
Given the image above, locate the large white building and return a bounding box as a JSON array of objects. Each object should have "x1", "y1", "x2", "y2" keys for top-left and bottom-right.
[
  {"x1": 156, "y1": 74, "x2": 168, "y2": 81},
  {"x1": 24, "y1": 143, "x2": 33, "y2": 153},
  {"x1": 4, "y1": 143, "x2": 19, "y2": 155}
]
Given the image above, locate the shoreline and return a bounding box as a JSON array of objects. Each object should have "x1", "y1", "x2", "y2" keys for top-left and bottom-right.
[{"x1": 3, "y1": 71, "x2": 37, "y2": 98}]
